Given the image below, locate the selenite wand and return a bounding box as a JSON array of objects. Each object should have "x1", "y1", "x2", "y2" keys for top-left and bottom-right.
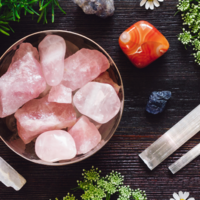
[{"x1": 139, "y1": 105, "x2": 200, "y2": 170}]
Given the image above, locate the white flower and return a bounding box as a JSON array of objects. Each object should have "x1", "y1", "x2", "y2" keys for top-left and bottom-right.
[
  {"x1": 170, "y1": 191, "x2": 195, "y2": 200},
  {"x1": 140, "y1": 0, "x2": 164, "y2": 10}
]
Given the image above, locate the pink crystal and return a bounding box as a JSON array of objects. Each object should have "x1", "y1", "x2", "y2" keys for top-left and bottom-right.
[
  {"x1": 48, "y1": 84, "x2": 72, "y2": 104},
  {"x1": 11, "y1": 43, "x2": 39, "y2": 64},
  {"x1": 62, "y1": 48, "x2": 110, "y2": 91},
  {"x1": 93, "y1": 71, "x2": 120, "y2": 94},
  {"x1": 15, "y1": 95, "x2": 76, "y2": 144},
  {"x1": 35, "y1": 130, "x2": 76, "y2": 162},
  {"x1": 69, "y1": 116, "x2": 101, "y2": 155},
  {"x1": 0, "y1": 53, "x2": 46, "y2": 118},
  {"x1": 73, "y1": 82, "x2": 121, "y2": 124},
  {"x1": 39, "y1": 35, "x2": 66, "y2": 86},
  {"x1": 38, "y1": 83, "x2": 52, "y2": 98}
]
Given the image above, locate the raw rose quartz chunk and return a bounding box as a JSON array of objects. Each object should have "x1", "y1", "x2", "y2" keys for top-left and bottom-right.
[
  {"x1": 0, "y1": 53, "x2": 46, "y2": 118},
  {"x1": 69, "y1": 116, "x2": 101, "y2": 155},
  {"x1": 48, "y1": 84, "x2": 72, "y2": 104},
  {"x1": 11, "y1": 43, "x2": 39, "y2": 64},
  {"x1": 35, "y1": 130, "x2": 76, "y2": 162},
  {"x1": 38, "y1": 83, "x2": 52, "y2": 98},
  {"x1": 93, "y1": 71, "x2": 120, "y2": 94},
  {"x1": 73, "y1": 82, "x2": 121, "y2": 124},
  {"x1": 15, "y1": 95, "x2": 76, "y2": 144},
  {"x1": 39, "y1": 35, "x2": 66, "y2": 86},
  {"x1": 62, "y1": 48, "x2": 110, "y2": 91}
]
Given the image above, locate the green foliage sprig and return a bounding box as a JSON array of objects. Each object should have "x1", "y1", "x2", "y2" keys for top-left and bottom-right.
[
  {"x1": 0, "y1": 0, "x2": 66, "y2": 36},
  {"x1": 177, "y1": 0, "x2": 200, "y2": 65},
  {"x1": 54, "y1": 166, "x2": 147, "y2": 200}
]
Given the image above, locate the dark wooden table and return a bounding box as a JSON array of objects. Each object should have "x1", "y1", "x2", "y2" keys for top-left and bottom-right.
[{"x1": 1, "y1": 0, "x2": 200, "y2": 199}]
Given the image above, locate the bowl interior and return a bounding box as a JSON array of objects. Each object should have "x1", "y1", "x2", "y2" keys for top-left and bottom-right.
[{"x1": 0, "y1": 30, "x2": 124, "y2": 166}]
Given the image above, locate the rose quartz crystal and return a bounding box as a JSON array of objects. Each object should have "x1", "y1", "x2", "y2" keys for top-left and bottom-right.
[
  {"x1": 62, "y1": 48, "x2": 110, "y2": 91},
  {"x1": 73, "y1": 82, "x2": 121, "y2": 124},
  {"x1": 15, "y1": 95, "x2": 76, "y2": 144},
  {"x1": 93, "y1": 71, "x2": 121, "y2": 94},
  {"x1": 11, "y1": 43, "x2": 39, "y2": 64},
  {"x1": 35, "y1": 130, "x2": 76, "y2": 162},
  {"x1": 39, "y1": 35, "x2": 66, "y2": 86},
  {"x1": 69, "y1": 116, "x2": 101, "y2": 155},
  {"x1": 48, "y1": 84, "x2": 72, "y2": 104},
  {"x1": 0, "y1": 53, "x2": 46, "y2": 118},
  {"x1": 38, "y1": 83, "x2": 52, "y2": 98}
]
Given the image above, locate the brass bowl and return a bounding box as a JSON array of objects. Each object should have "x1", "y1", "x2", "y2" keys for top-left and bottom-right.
[{"x1": 0, "y1": 30, "x2": 124, "y2": 166}]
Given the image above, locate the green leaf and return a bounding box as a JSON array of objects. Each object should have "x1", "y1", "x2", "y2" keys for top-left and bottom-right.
[
  {"x1": 37, "y1": 9, "x2": 44, "y2": 23},
  {"x1": 0, "y1": 28, "x2": 9, "y2": 35},
  {"x1": 0, "y1": 0, "x2": 66, "y2": 35},
  {"x1": 0, "y1": 21, "x2": 9, "y2": 24},
  {"x1": 15, "y1": 8, "x2": 20, "y2": 19},
  {"x1": 52, "y1": 0, "x2": 54, "y2": 23},
  {"x1": 28, "y1": 6, "x2": 39, "y2": 15},
  {"x1": 39, "y1": 0, "x2": 52, "y2": 11},
  {"x1": 0, "y1": 24, "x2": 10, "y2": 31},
  {"x1": 24, "y1": 6, "x2": 34, "y2": 14},
  {"x1": 54, "y1": 0, "x2": 66, "y2": 14}
]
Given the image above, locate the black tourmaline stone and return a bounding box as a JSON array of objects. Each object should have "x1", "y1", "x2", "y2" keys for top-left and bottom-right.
[
  {"x1": 146, "y1": 91, "x2": 171, "y2": 115},
  {"x1": 73, "y1": 0, "x2": 115, "y2": 18}
]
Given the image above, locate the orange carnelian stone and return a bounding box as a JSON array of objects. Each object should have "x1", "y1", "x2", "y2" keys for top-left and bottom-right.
[{"x1": 119, "y1": 21, "x2": 169, "y2": 68}]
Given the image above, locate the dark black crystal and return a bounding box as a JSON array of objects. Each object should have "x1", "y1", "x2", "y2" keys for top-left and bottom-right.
[{"x1": 146, "y1": 91, "x2": 171, "y2": 115}]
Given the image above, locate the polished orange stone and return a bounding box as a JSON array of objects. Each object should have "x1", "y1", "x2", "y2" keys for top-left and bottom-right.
[{"x1": 119, "y1": 21, "x2": 169, "y2": 68}]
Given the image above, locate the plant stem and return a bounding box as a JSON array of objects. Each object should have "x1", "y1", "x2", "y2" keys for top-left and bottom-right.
[{"x1": 106, "y1": 193, "x2": 111, "y2": 200}]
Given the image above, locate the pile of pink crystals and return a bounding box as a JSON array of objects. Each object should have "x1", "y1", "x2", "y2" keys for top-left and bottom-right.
[{"x1": 0, "y1": 35, "x2": 121, "y2": 163}]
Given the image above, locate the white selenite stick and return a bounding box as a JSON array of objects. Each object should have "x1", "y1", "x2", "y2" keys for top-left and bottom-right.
[
  {"x1": 139, "y1": 105, "x2": 200, "y2": 170},
  {"x1": 0, "y1": 157, "x2": 26, "y2": 190},
  {"x1": 169, "y1": 143, "x2": 200, "y2": 174}
]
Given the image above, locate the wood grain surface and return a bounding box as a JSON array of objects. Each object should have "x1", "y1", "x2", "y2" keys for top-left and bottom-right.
[{"x1": 1, "y1": 0, "x2": 200, "y2": 199}]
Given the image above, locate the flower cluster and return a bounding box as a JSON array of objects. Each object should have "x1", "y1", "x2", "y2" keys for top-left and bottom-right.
[
  {"x1": 55, "y1": 166, "x2": 147, "y2": 200},
  {"x1": 177, "y1": 0, "x2": 200, "y2": 65}
]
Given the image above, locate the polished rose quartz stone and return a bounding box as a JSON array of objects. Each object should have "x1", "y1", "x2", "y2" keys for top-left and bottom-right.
[
  {"x1": 119, "y1": 21, "x2": 169, "y2": 68},
  {"x1": 62, "y1": 48, "x2": 110, "y2": 91},
  {"x1": 69, "y1": 116, "x2": 101, "y2": 155},
  {"x1": 93, "y1": 71, "x2": 120, "y2": 94},
  {"x1": 48, "y1": 84, "x2": 72, "y2": 104},
  {"x1": 39, "y1": 35, "x2": 66, "y2": 86},
  {"x1": 35, "y1": 130, "x2": 76, "y2": 162},
  {"x1": 15, "y1": 95, "x2": 76, "y2": 144},
  {"x1": 0, "y1": 53, "x2": 46, "y2": 118},
  {"x1": 73, "y1": 82, "x2": 121, "y2": 124}
]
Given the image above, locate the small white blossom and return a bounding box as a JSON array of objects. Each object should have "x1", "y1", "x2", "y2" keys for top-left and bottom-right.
[
  {"x1": 170, "y1": 191, "x2": 195, "y2": 200},
  {"x1": 140, "y1": 0, "x2": 163, "y2": 10}
]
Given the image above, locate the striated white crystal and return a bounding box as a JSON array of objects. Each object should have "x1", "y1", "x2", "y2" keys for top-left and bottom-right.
[
  {"x1": 169, "y1": 143, "x2": 200, "y2": 174},
  {"x1": 0, "y1": 157, "x2": 26, "y2": 191},
  {"x1": 139, "y1": 105, "x2": 200, "y2": 170}
]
